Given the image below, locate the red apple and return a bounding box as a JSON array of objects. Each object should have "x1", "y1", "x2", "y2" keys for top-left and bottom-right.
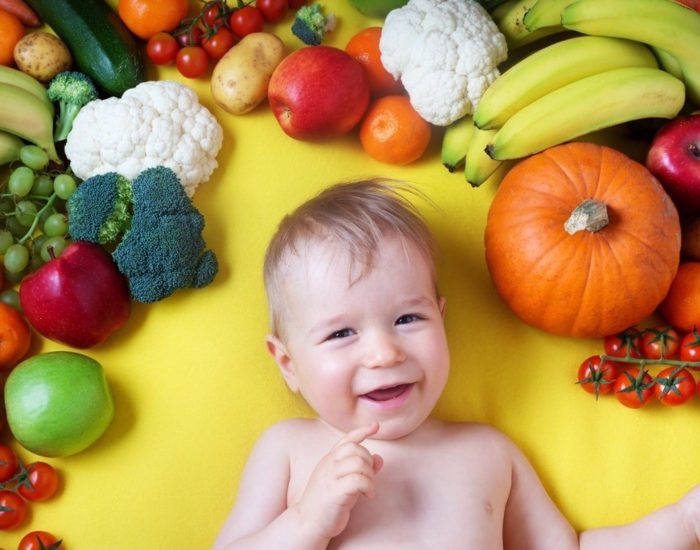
[
  {"x1": 647, "y1": 114, "x2": 700, "y2": 214},
  {"x1": 268, "y1": 46, "x2": 370, "y2": 140},
  {"x1": 19, "y1": 241, "x2": 131, "y2": 348}
]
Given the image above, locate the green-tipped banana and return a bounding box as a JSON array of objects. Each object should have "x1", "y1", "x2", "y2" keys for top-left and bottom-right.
[
  {"x1": 465, "y1": 126, "x2": 500, "y2": 187},
  {"x1": 0, "y1": 131, "x2": 23, "y2": 165},
  {"x1": 492, "y1": 0, "x2": 564, "y2": 48},
  {"x1": 561, "y1": 0, "x2": 700, "y2": 104},
  {"x1": 0, "y1": 83, "x2": 59, "y2": 163},
  {"x1": 441, "y1": 116, "x2": 475, "y2": 172},
  {"x1": 523, "y1": 0, "x2": 575, "y2": 30},
  {"x1": 474, "y1": 36, "x2": 657, "y2": 130},
  {"x1": 0, "y1": 65, "x2": 54, "y2": 114},
  {"x1": 486, "y1": 67, "x2": 685, "y2": 160}
]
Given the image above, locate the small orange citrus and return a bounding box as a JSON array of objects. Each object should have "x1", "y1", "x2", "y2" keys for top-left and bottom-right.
[
  {"x1": 360, "y1": 95, "x2": 431, "y2": 165},
  {"x1": 659, "y1": 262, "x2": 700, "y2": 332},
  {"x1": 0, "y1": 10, "x2": 24, "y2": 66},
  {"x1": 0, "y1": 301, "x2": 30, "y2": 370},
  {"x1": 345, "y1": 27, "x2": 404, "y2": 97},
  {"x1": 118, "y1": 0, "x2": 188, "y2": 40}
]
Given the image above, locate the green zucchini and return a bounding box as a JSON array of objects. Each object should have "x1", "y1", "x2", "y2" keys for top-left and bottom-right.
[{"x1": 26, "y1": 0, "x2": 144, "y2": 97}]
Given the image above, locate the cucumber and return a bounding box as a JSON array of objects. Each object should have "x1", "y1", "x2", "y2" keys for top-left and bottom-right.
[{"x1": 26, "y1": 0, "x2": 144, "y2": 97}]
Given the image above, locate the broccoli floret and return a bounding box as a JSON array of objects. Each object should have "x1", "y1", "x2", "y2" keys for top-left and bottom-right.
[
  {"x1": 67, "y1": 166, "x2": 218, "y2": 303},
  {"x1": 46, "y1": 71, "x2": 99, "y2": 142},
  {"x1": 291, "y1": 4, "x2": 336, "y2": 46}
]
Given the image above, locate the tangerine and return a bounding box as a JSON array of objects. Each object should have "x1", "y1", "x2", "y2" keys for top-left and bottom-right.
[
  {"x1": 359, "y1": 95, "x2": 431, "y2": 165},
  {"x1": 345, "y1": 27, "x2": 403, "y2": 97},
  {"x1": 0, "y1": 301, "x2": 30, "y2": 370},
  {"x1": 118, "y1": 0, "x2": 188, "y2": 40},
  {"x1": 659, "y1": 262, "x2": 700, "y2": 332},
  {"x1": 0, "y1": 10, "x2": 24, "y2": 66}
]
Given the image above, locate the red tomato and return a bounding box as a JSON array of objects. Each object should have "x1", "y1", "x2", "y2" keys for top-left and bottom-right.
[
  {"x1": 0, "y1": 490, "x2": 26, "y2": 530},
  {"x1": 288, "y1": 0, "x2": 308, "y2": 7},
  {"x1": 641, "y1": 325, "x2": 680, "y2": 360},
  {"x1": 146, "y1": 32, "x2": 179, "y2": 65},
  {"x1": 18, "y1": 462, "x2": 59, "y2": 502},
  {"x1": 229, "y1": 6, "x2": 264, "y2": 38},
  {"x1": 176, "y1": 26, "x2": 204, "y2": 47},
  {"x1": 680, "y1": 328, "x2": 700, "y2": 364},
  {"x1": 577, "y1": 356, "x2": 620, "y2": 398},
  {"x1": 0, "y1": 445, "x2": 18, "y2": 483},
  {"x1": 614, "y1": 367, "x2": 654, "y2": 408},
  {"x1": 256, "y1": 0, "x2": 288, "y2": 21},
  {"x1": 604, "y1": 327, "x2": 642, "y2": 358},
  {"x1": 203, "y1": 3, "x2": 226, "y2": 28},
  {"x1": 176, "y1": 46, "x2": 209, "y2": 78},
  {"x1": 202, "y1": 27, "x2": 236, "y2": 59},
  {"x1": 18, "y1": 531, "x2": 62, "y2": 550},
  {"x1": 654, "y1": 366, "x2": 696, "y2": 406}
]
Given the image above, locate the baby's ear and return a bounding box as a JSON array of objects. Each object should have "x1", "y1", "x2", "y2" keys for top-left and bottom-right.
[{"x1": 266, "y1": 334, "x2": 300, "y2": 392}]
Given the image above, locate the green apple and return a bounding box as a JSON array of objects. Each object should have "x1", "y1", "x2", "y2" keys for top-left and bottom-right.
[
  {"x1": 4, "y1": 351, "x2": 114, "y2": 457},
  {"x1": 347, "y1": 0, "x2": 408, "y2": 18}
]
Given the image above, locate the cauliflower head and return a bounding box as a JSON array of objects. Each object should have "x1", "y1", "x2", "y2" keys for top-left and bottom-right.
[
  {"x1": 380, "y1": 0, "x2": 507, "y2": 126},
  {"x1": 65, "y1": 80, "x2": 224, "y2": 197}
]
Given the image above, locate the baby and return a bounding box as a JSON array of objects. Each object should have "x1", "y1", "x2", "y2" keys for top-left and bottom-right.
[{"x1": 213, "y1": 180, "x2": 700, "y2": 549}]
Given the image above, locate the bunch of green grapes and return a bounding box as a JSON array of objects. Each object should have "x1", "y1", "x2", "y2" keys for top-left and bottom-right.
[{"x1": 0, "y1": 145, "x2": 78, "y2": 285}]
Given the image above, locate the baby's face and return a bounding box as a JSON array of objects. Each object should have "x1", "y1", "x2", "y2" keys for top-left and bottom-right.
[{"x1": 269, "y1": 233, "x2": 449, "y2": 440}]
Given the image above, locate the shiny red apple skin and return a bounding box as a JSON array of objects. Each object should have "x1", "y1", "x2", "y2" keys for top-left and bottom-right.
[
  {"x1": 19, "y1": 241, "x2": 131, "y2": 348},
  {"x1": 268, "y1": 45, "x2": 370, "y2": 141},
  {"x1": 647, "y1": 114, "x2": 700, "y2": 214}
]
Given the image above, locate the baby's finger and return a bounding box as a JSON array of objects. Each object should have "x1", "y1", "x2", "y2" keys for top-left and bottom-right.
[
  {"x1": 331, "y1": 440, "x2": 375, "y2": 464},
  {"x1": 332, "y1": 422, "x2": 379, "y2": 450},
  {"x1": 333, "y1": 454, "x2": 377, "y2": 480},
  {"x1": 337, "y1": 471, "x2": 377, "y2": 500}
]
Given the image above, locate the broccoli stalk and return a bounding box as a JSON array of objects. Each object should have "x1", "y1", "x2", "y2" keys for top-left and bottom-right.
[
  {"x1": 46, "y1": 71, "x2": 99, "y2": 142},
  {"x1": 292, "y1": 4, "x2": 336, "y2": 46}
]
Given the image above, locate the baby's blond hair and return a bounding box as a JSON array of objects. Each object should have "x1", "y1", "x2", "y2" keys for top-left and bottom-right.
[{"x1": 263, "y1": 179, "x2": 437, "y2": 337}]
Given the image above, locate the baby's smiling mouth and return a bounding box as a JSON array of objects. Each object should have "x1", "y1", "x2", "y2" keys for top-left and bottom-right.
[{"x1": 361, "y1": 383, "x2": 412, "y2": 402}]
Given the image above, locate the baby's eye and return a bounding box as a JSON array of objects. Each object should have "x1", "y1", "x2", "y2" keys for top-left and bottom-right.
[
  {"x1": 326, "y1": 328, "x2": 354, "y2": 340},
  {"x1": 396, "y1": 314, "x2": 422, "y2": 325}
]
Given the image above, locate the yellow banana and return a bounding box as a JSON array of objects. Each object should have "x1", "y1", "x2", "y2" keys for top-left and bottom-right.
[
  {"x1": 0, "y1": 130, "x2": 23, "y2": 165},
  {"x1": 0, "y1": 65, "x2": 54, "y2": 115},
  {"x1": 492, "y1": 0, "x2": 564, "y2": 48},
  {"x1": 486, "y1": 67, "x2": 685, "y2": 160},
  {"x1": 441, "y1": 116, "x2": 475, "y2": 172},
  {"x1": 465, "y1": 126, "x2": 500, "y2": 188},
  {"x1": 523, "y1": 0, "x2": 575, "y2": 31}
]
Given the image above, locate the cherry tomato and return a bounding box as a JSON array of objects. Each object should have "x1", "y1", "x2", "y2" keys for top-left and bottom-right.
[
  {"x1": 0, "y1": 445, "x2": 18, "y2": 483},
  {"x1": 176, "y1": 46, "x2": 209, "y2": 78},
  {"x1": 203, "y1": 3, "x2": 226, "y2": 28},
  {"x1": 18, "y1": 461, "x2": 59, "y2": 502},
  {"x1": 614, "y1": 367, "x2": 654, "y2": 408},
  {"x1": 18, "y1": 531, "x2": 62, "y2": 550},
  {"x1": 641, "y1": 325, "x2": 680, "y2": 360},
  {"x1": 256, "y1": 0, "x2": 288, "y2": 22},
  {"x1": 146, "y1": 32, "x2": 179, "y2": 65},
  {"x1": 604, "y1": 327, "x2": 642, "y2": 358},
  {"x1": 680, "y1": 328, "x2": 700, "y2": 364},
  {"x1": 176, "y1": 26, "x2": 204, "y2": 47},
  {"x1": 229, "y1": 6, "x2": 264, "y2": 38},
  {"x1": 202, "y1": 26, "x2": 236, "y2": 59},
  {"x1": 654, "y1": 366, "x2": 696, "y2": 406},
  {"x1": 577, "y1": 356, "x2": 620, "y2": 399},
  {"x1": 0, "y1": 490, "x2": 26, "y2": 530},
  {"x1": 288, "y1": 0, "x2": 308, "y2": 8}
]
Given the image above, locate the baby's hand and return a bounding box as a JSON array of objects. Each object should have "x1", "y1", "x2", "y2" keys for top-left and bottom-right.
[{"x1": 294, "y1": 422, "x2": 383, "y2": 542}]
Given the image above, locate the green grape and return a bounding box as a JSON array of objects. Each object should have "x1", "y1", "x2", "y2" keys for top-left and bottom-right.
[
  {"x1": 4, "y1": 243, "x2": 29, "y2": 273},
  {"x1": 3, "y1": 268, "x2": 26, "y2": 285},
  {"x1": 31, "y1": 174, "x2": 54, "y2": 197},
  {"x1": 0, "y1": 289, "x2": 21, "y2": 312},
  {"x1": 6, "y1": 216, "x2": 26, "y2": 239},
  {"x1": 53, "y1": 174, "x2": 77, "y2": 200},
  {"x1": 15, "y1": 200, "x2": 37, "y2": 227},
  {"x1": 0, "y1": 231, "x2": 13, "y2": 255},
  {"x1": 0, "y1": 199, "x2": 14, "y2": 215},
  {"x1": 40, "y1": 236, "x2": 67, "y2": 262},
  {"x1": 37, "y1": 206, "x2": 53, "y2": 229},
  {"x1": 43, "y1": 213, "x2": 68, "y2": 237},
  {"x1": 28, "y1": 252, "x2": 44, "y2": 273},
  {"x1": 19, "y1": 145, "x2": 49, "y2": 171},
  {"x1": 8, "y1": 166, "x2": 34, "y2": 197},
  {"x1": 32, "y1": 234, "x2": 48, "y2": 255}
]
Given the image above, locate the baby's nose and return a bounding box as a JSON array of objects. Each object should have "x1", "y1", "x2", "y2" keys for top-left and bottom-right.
[{"x1": 363, "y1": 331, "x2": 406, "y2": 368}]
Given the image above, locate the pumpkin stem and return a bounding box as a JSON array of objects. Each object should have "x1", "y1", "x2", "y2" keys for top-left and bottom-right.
[{"x1": 564, "y1": 199, "x2": 609, "y2": 235}]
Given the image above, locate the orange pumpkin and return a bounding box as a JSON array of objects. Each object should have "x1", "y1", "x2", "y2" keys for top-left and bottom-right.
[{"x1": 484, "y1": 142, "x2": 681, "y2": 338}]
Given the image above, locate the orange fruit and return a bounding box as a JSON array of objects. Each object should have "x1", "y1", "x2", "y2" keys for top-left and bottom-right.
[
  {"x1": 360, "y1": 95, "x2": 431, "y2": 165},
  {"x1": 0, "y1": 9, "x2": 24, "y2": 66},
  {"x1": 118, "y1": 0, "x2": 188, "y2": 40},
  {"x1": 659, "y1": 262, "x2": 700, "y2": 332},
  {"x1": 0, "y1": 302, "x2": 30, "y2": 370},
  {"x1": 346, "y1": 27, "x2": 404, "y2": 97}
]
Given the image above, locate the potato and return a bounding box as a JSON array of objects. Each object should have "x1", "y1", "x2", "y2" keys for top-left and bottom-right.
[
  {"x1": 13, "y1": 31, "x2": 72, "y2": 83},
  {"x1": 211, "y1": 32, "x2": 286, "y2": 115}
]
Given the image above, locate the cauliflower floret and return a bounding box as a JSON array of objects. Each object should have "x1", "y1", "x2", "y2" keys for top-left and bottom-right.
[
  {"x1": 65, "y1": 81, "x2": 224, "y2": 197},
  {"x1": 380, "y1": 0, "x2": 507, "y2": 126}
]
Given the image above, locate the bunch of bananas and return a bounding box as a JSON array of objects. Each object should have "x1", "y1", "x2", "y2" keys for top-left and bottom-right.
[
  {"x1": 442, "y1": 0, "x2": 699, "y2": 187},
  {"x1": 0, "y1": 65, "x2": 58, "y2": 166}
]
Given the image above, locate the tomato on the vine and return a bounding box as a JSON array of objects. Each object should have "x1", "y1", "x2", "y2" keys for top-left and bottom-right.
[
  {"x1": 680, "y1": 328, "x2": 700, "y2": 364},
  {"x1": 18, "y1": 531, "x2": 62, "y2": 550},
  {"x1": 176, "y1": 46, "x2": 209, "y2": 78},
  {"x1": 641, "y1": 325, "x2": 680, "y2": 360},
  {"x1": 0, "y1": 489, "x2": 26, "y2": 530},
  {"x1": 613, "y1": 367, "x2": 654, "y2": 408},
  {"x1": 577, "y1": 356, "x2": 620, "y2": 398},
  {"x1": 229, "y1": 6, "x2": 265, "y2": 38},
  {"x1": 176, "y1": 26, "x2": 204, "y2": 47},
  {"x1": 257, "y1": 0, "x2": 288, "y2": 22},
  {"x1": 0, "y1": 444, "x2": 18, "y2": 483},
  {"x1": 202, "y1": 26, "x2": 236, "y2": 59},
  {"x1": 604, "y1": 327, "x2": 642, "y2": 358},
  {"x1": 203, "y1": 3, "x2": 227, "y2": 28},
  {"x1": 146, "y1": 32, "x2": 179, "y2": 65},
  {"x1": 654, "y1": 366, "x2": 696, "y2": 406},
  {"x1": 18, "y1": 461, "x2": 59, "y2": 502}
]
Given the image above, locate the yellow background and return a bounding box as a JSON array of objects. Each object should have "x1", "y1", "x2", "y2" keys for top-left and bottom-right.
[{"x1": 2, "y1": 2, "x2": 698, "y2": 548}]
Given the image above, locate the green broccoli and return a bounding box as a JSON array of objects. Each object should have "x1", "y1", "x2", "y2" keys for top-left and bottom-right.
[
  {"x1": 46, "y1": 71, "x2": 99, "y2": 141},
  {"x1": 291, "y1": 4, "x2": 336, "y2": 46},
  {"x1": 67, "y1": 166, "x2": 218, "y2": 303}
]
